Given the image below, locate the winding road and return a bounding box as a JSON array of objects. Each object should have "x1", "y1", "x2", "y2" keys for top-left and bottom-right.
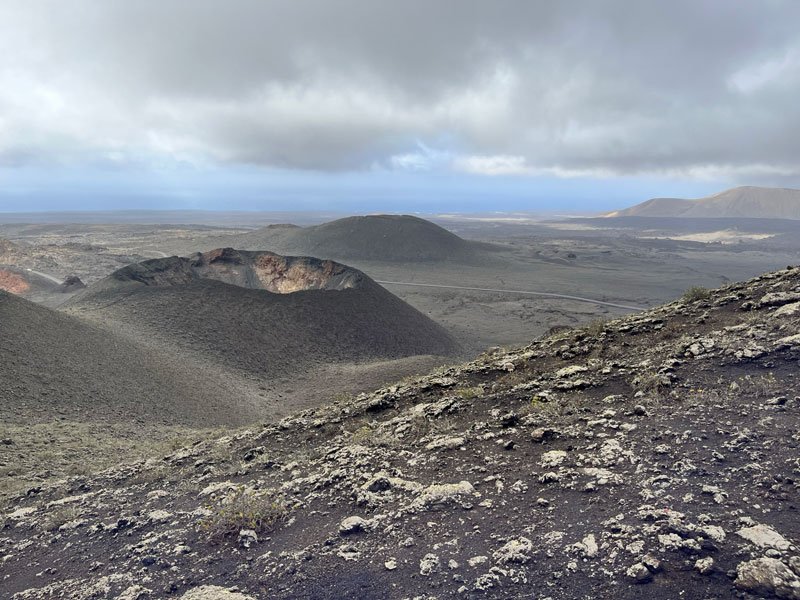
[
  {"x1": 375, "y1": 280, "x2": 645, "y2": 311},
  {"x1": 25, "y1": 268, "x2": 62, "y2": 285}
]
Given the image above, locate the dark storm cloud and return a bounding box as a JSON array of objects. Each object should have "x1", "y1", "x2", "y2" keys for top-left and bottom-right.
[{"x1": 0, "y1": 0, "x2": 799, "y2": 178}]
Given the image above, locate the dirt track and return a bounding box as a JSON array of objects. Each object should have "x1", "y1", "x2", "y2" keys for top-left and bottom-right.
[{"x1": 375, "y1": 279, "x2": 645, "y2": 311}]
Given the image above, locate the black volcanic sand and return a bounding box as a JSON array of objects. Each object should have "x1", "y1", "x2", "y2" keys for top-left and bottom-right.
[{"x1": 0, "y1": 289, "x2": 256, "y2": 426}]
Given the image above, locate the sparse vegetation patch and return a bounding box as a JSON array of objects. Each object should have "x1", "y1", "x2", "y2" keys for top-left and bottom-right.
[
  {"x1": 682, "y1": 285, "x2": 711, "y2": 302},
  {"x1": 199, "y1": 487, "x2": 288, "y2": 542}
]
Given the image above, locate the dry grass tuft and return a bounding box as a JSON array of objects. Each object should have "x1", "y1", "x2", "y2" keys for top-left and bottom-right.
[
  {"x1": 199, "y1": 487, "x2": 288, "y2": 542},
  {"x1": 682, "y1": 286, "x2": 711, "y2": 302}
]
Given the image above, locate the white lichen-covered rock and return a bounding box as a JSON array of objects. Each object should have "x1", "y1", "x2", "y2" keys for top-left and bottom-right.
[
  {"x1": 701, "y1": 525, "x2": 727, "y2": 543},
  {"x1": 776, "y1": 334, "x2": 800, "y2": 349},
  {"x1": 425, "y1": 435, "x2": 466, "y2": 451},
  {"x1": 735, "y1": 558, "x2": 800, "y2": 599},
  {"x1": 419, "y1": 553, "x2": 440, "y2": 576},
  {"x1": 118, "y1": 586, "x2": 152, "y2": 600},
  {"x1": 581, "y1": 467, "x2": 623, "y2": 486},
  {"x1": 180, "y1": 587, "x2": 256, "y2": 600},
  {"x1": 338, "y1": 515, "x2": 370, "y2": 535},
  {"x1": 410, "y1": 481, "x2": 475, "y2": 509},
  {"x1": 555, "y1": 365, "x2": 588, "y2": 378},
  {"x1": 570, "y1": 533, "x2": 599, "y2": 558},
  {"x1": 775, "y1": 301, "x2": 800, "y2": 317},
  {"x1": 540, "y1": 450, "x2": 568, "y2": 468},
  {"x1": 695, "y1": 557, "x2": 714, "y2": 575},
  {"x1": 468, "y1": 555, "x2": 489, "y2": 567},
  {"x1": 658, "y1": 533, "x2": 701, "y2": 553},
  {"x1": 493, "y1": 537, "x2": 534, "y2": 564},
  {"x1": 626, "y1": 562, "x2": 653, "y2": 583},
  {"x1": 737, "y1": 524, "x2": 793, "y2": 551},
  {"x1": 147, "y1": 509, "x2": 172, "y2": 522},
  {"x1": 598, "y1": 438, "x2": 632, "y2": 465},
  {"x1": 759, "y1": 291, "x2": 800, "y2": 307}
]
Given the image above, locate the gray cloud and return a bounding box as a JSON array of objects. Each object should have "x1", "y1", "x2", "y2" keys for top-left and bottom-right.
[{"x1": 1, "y1": 0, "x2": 799, "y2": 180}]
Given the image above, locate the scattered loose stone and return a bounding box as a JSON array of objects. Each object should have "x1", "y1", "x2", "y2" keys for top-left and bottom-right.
[
  {"x1": 180, "y1": 586, "x2": 256, "y2": 600},
  {"x1": 339, "y1": 516, "x2": 369, "y2": 535},
  {"x1": 410, "y1": 481, "x2": 475, "y2": 510},
  {"x1": 626, "y1": 562, "x2": 653, "y2": 584},
  {"x1": 419, "y1": 553, "x2": 440, "y2": 576},
  {"x1": 238, "y1": 529, "x2": 257, "y2": 549},
  {"x1": 737, "y1": 524, "x2": 792, "y2": 551},
  {"x1": 695, "y1": 557, "x2": 714, "y2": 575},
  {"x1": 735, "y1": 558, "x2": 800, "y2": 599},
  {"x1": 493, "y1": 538, "x2": 534, "y2": 565}
]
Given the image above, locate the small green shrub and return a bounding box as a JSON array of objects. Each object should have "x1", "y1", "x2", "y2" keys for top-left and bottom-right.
[
  {"x1": 403, "y1": 413, "x2": 432, "y2": 442},
  {"x1": 630, "y1": 371, "x2": 669, "y2": 394},
  {"x1": 682, "y1": 286, "x2": 711, "y2": 302},
  {"x1": 199, "y1": 487, "x2": 287, "y2": 542},
  {"x1": 41, "y1": 505, "x2": 81, "y2": 531},
  {"x1": 332, "y1": 392, "x2": 355, "y2": 404},
  {"x1": 740, "y1": 373, "x2": 778, "y2": 399},
  {"x1": 524, "y1": 392, "x2": 559, "y2": 418},
  {"x1": 583, "y1": 319, "x2": 608, "y2": 337},
  {"x1": 350, "y1": 425, "x2": 374, "y2": 444},
  {"x1": 455, "y1": 386, "x2": 483, "y2": 400}
]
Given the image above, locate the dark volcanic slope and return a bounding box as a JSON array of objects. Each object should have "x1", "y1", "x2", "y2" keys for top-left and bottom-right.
[
  {"x1": 4, "y1": 267, "x2": 800, "y2": 599},
  {"x1": 66, "y1": 248, "x2": 460, "y2": 379},
  {"x1": 0, "y1": 290, "x2": 258, "y2": 426},
  {"x1": 233, "y1": 214, "x2": 491, "y2": 262},
  {"x1": 609, "y1": 186, "x2": 800, "y2": 219}
]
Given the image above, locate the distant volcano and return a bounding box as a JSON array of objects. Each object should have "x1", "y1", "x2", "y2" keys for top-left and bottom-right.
[
  {"x1": 230, "y1": 214, "x2": 494, "y2": 262},
  {"x1": 66, "y1": 248, "x2": 460, "y2": 379},
  {"x1": 606, "y1": 186, "x2": 800, "y2": 219}
]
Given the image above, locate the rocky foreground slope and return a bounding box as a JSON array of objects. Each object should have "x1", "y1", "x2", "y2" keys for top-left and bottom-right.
[{"x1": 2, "y1": 267, "x2": 800, "y2": 599}]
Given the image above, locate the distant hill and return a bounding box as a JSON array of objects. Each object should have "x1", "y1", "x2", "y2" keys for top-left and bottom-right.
[
  {"x1": 230, "y1": 214, "x2": 491, "y2": 262},
  {"x1": 66, "y1": 249, "x2": 459, "y2": 380},
  {"x1": 607, "y1": 186, "x2": 800, "y2": 219}
]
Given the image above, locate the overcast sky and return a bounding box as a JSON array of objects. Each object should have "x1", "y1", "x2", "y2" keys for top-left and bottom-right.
[{"x1": 1, "y1": 0, "x2": 799, "y2": 212}]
